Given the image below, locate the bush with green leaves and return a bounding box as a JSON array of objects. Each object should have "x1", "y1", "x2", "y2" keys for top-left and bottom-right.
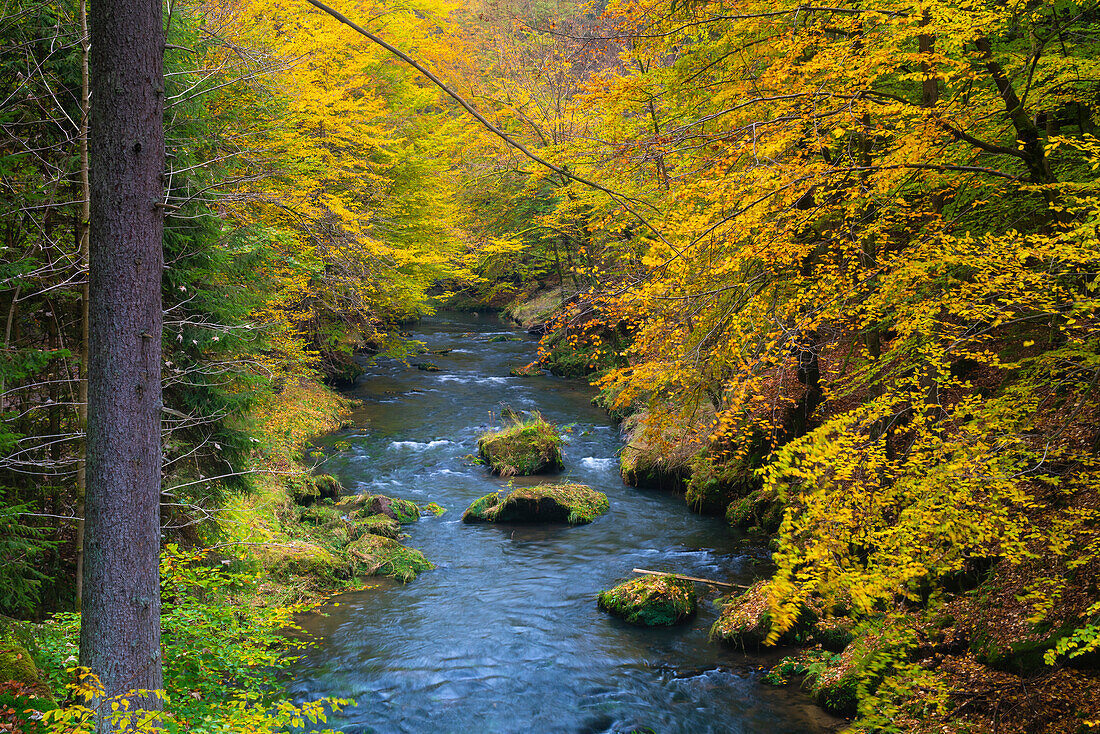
[{"x1": 35, "y1": 545, "x2": 349, "y2": 732}]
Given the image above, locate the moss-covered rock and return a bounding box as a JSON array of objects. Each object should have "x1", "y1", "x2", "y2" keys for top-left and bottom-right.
[
  {"x1": 261, "y1": 542, "x2": 341, "y2": 578},
  {"x1": 423, "y1": 502, "x2": 447, "y2": 516},
  {"x1": 804, "y1": 624, "x2": 891, "y2": 717},
  {"x1": 710, "y1": 580, "x2": 814, "y2": 648},
  {"x1": 541, "y1": 327, "x2": 626, "y2": 379},
  {"x1": 724, "y1": 487, "x2": 784, "y2": 534},
  {"x1": 686, "y1": 450, "x2": 764, "y2": 515},
  {"x1": 619, "y1": 449, "x2": 688, "y2": 491},
  {"x1": 618, "y1": 411, "x2": 703, "y2": 491},
  {"x1": 289, "y1": 473, "x2": 344, "y2": 506},
  {"x1": 477, "y1": 415, "x2": 564, "y2": 476},
  {"x1": 413, "y1": 361, "x2": 441, "y2": 372},
  {"x1": 0, "y1": 642, "x2": 56, "y2": 708},
  {"x1": 597, "y1": 576, "x2": 697, "y2": 626},
  {"x1": 488, "y1": 334, "x2": 523, "y2": 343},
  {"x1": 462, "y1": 483, "x2": 609, "y2": 525},
  {"x1": 352, "y1": 514, "x2": 401, "y2": 540},
  {"x1": 345, "y1": 535, "x2": 433, "y2": 582},
  {"x1": 339, "y1": 494, "x2": 421, "y2": 523},
  {"x1": 969, "y1": 621, "x2": 1075, "y2": 675}
]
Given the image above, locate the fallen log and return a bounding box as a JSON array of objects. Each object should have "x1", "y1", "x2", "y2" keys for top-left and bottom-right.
[{"x1": 632, "y1": 568, "x2": 749, "y2": 590}]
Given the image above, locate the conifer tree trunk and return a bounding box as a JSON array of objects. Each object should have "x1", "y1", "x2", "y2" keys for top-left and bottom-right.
[{"x1": 80, "y1": 0, "x2": 165, "y2": 723}]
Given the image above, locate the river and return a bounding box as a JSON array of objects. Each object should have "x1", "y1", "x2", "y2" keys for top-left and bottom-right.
[{"x1": 287, "y1": 312, "x2": 839, "y2": 733}]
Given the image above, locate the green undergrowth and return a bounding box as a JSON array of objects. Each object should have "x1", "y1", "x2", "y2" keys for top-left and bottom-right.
[
  {"x1": 462, "y1": 483, "x2": 609, "y2": 524},
  {"x1": 29, "y1": 545, "x2": 350, "y2": 732},
  {"x1": 477, "y1": 414, "x2": 564, "y2": 476},
  {"x1": 597, "y1": 576, "x2": 697, "y2": 626}
]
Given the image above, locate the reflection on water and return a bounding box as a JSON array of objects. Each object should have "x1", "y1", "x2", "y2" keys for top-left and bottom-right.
[{"x1": 288, "y1": 313, "x2": 838, "y2": 733}]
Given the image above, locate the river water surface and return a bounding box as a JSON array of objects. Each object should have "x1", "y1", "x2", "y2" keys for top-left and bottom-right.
[{"x1": 288, "y1": 312, "x2": 838, "y2": 733}]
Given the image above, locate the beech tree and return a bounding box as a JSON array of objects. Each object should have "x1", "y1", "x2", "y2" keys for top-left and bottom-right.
[{"x1": 79, "y1": 0, "x2": 166, "y2": 722}]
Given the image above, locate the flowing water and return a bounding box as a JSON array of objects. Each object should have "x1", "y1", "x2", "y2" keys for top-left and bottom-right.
[{"x1": 288, "y1": 312, "x2": 839, "y2": 733}]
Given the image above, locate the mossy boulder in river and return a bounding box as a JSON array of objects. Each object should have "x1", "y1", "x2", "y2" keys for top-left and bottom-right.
[
  {"x1": 462, "y1": 483, "x2": 609, "y2": 525},
  {"x1": 346, "y1": 534, "x2": 433, "y2": 582},
  {"x1": 339, "y1": 493, "x2": 421, "y2": 523},
  {"x1": 477, "y1": 415, "x2": 564, "y2": 476},
  {"x1": 597, "y1": 575, "x2": 697, "y2": 626}
]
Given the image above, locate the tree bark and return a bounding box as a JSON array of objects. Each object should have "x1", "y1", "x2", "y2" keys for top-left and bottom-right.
[{"x1": 80, "y1": 0, "x2": 165, "y2": 724}]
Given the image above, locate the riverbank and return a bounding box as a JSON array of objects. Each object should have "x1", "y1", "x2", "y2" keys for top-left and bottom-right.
[
  {"x1": 0, "y1": 376, "x2": 396, "y2": 731},
  {"x1": 489, "y1": 286, "x2": 1100, "y2": 734}
]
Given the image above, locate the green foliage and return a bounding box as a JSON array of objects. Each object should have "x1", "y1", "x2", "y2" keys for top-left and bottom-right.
[
  {"x1": 0, "y1": 489, "x2": 57, "y2": 617},
  {"x1": 35, "y1": 545, "x2": 350, "y2": 732}
]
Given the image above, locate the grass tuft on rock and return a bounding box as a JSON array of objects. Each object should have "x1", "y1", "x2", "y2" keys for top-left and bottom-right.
[
  {"x1": 462, "y1": 482, "x2": 609, "y2": 525},
  {"x1": 477, "y1": 414, "x2": 564, "y2": 476},
  {"x1": 353, "y1": 513, "x2": 400, "y2": 540},
  {"x1": 597, "y1": 575, "x2": 697, "y2": 626}
]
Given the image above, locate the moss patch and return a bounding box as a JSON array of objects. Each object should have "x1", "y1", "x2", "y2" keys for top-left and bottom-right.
[
  {"x1": 686, "y1": 448, "x2": 764, "y2": 515},
  {"x1": 339, "y1": 493, "x2": 421, "y2": 523},
  {"x1": 462, "y1": 483, "x2": 609, "y2": 525},
  {"x1": 597, "y1": 576, "x2": 697, "y2": 626},
  {"x1": 724, "y1": 487, "x2": 784, "y2": 534},
  {"x1": 345, "y1": 535, "x2": 433, "y2": 582},
  {"x1": 413, "y1": 361, "x2": 440, "y2": 372},
  {"x1": 257, "y1": 542, "x2": 341, "y2": 579},
  {"x1": 477, "y1": 415, "x2": 564, "y2": 476},
  {"x1": 289, "y1": 472, "x2": 344, "y2": 506},
  {"x1": 354, "y1": 514, "x2": 400, "y2": 540},
  {"x1": 423, "y1": 502, "x2": 447, "y2": 516}
]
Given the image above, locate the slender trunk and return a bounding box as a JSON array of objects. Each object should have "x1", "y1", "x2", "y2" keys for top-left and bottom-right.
[
  {"x1": 81, "y1": 0, "x2": 165, "y2": 725},
  {"x1": 75, "y1": 0, "x2": 90, "y2": 613},
  {"x1": 1, "y1": 285, "x2": 19, "y2": 411}
]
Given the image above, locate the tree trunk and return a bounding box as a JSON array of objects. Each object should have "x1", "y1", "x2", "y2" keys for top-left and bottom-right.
[{"x1": 80, "y1": 0, "x2": 165, "y2": 724}]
